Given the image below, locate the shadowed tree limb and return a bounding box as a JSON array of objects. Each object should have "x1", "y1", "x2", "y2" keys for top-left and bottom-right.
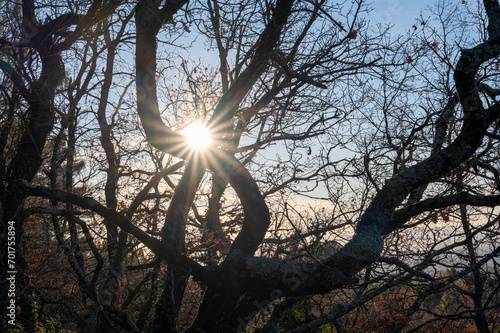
[{"x1": 16, "y1": 180, "x2": 210, "y2": 282}]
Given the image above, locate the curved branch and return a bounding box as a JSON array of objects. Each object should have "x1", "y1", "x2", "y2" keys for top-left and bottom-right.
[
  {"x1": 208, "y1": 149, "x2": 270, "y2": 258},
  {"x1": 391, "y1": 193, "x2": 500, "y2": 229},
  {"x1": 135, "y1": 0, "x2": 191, "y2": 159}
]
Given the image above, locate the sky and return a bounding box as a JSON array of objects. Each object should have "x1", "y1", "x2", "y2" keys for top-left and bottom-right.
[{"x1": 368, "y1": 0, "x2": 438, "y2": 33}]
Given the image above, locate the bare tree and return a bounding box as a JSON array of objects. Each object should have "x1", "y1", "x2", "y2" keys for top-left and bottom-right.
[{"x1": 2, "y1": 0, "x2": 500, "y2": 332}]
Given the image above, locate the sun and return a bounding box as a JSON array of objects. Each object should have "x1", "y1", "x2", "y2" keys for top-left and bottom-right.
[{"x1": 183, "y1": 122, "x2": 211, "y2": 150}]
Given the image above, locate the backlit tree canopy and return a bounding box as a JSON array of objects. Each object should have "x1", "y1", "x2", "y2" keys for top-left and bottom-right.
[{"x1": 1, "y1": 0, "x2": 500, "y2": 332}]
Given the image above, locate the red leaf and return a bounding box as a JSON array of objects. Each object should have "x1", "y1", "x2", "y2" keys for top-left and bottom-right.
[
  {"x1": 214, "y1": 240, "x2": 226, "y2": 251},
  {"x1": 441, "y1": 212, "x2": 450, "y2": 222},
  {"x1": 347, "y1": 30, "x2": 358, "y2": 39}
]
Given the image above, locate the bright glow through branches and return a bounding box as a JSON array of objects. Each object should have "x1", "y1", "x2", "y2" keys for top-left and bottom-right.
[{"x1": 183, "y1": 122, "x2": 211, "y2": 150}]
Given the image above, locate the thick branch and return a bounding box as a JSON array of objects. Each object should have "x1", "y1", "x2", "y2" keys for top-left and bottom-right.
[
  {"x1": 135, "y1": 0, "x2": 190, "y2": 158},
  {"x1": 359, "y1": 29, "x2": 500, "y2": 234},
  {"x1": 243, "y1": 226, "x2": 381, "y2": 296},
  {"x1": 391, "y1": 193, "x2": 500, "y2": 229},
  {"x1": 208, "y1": 149, "x2": 270, "y2": 258},
  {"x1": 206, "y1": 0, "x2": 295, "y2": 134}
]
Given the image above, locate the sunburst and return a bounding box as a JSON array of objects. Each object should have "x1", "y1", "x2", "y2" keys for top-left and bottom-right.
[{"x1": 183, "y1": 122, "x2": 211, "y2": 151}]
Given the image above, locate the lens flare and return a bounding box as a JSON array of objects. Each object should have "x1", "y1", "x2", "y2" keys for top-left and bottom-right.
[{"x1": 183, "y1": 122, "x2": 211, "y2": 150}]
